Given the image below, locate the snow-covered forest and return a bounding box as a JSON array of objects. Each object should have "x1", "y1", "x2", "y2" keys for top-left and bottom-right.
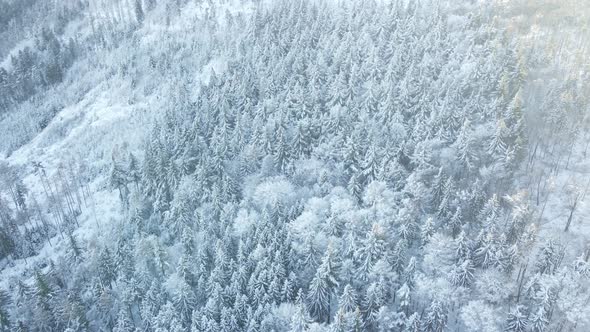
[{"x1": 0, "y1": 0, "x2": 589, "y2": 331}]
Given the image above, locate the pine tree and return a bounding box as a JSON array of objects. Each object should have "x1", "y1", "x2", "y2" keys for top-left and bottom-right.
[
  {"x1": 343, "y1": 136, "x2": 360, "y2": 178},
  {"x1": 292, "y1": 120, "x2": 312, "y2": 158},
  {"x1": 450, "y1": 259, "x2": 475, "y2": 287},
  {"x1": 397, "y1": 283, "x2": 411, "y2": 315},
  {"x1": 291, "y1": 290, "x2": 311, "y2": 332},
  {"x1": 405, "y1": 312, "x2": 421, "y2": 332},
  {"x1": 362, "y1": 145, "x2": 380, "y2": 184},
  {"x1": 529, "y1": 307, "x2": 548, "y2": 332},
  {"x1": 135, "y1": 0, "x2": 145, "y2": 25},
  {"x1": 402, "y1": 257, "x2": 416, "y2": 289},
  {"x1": 207, "y1": 282, "x2": 225, "y2": 322},
  {"x1": 454, "y1": 119, "x2": 477, "y2": 170},
  {"x1": 66, "y1": 233, "x2": 84, "y2": 264},
  {"x1": 0, "y1": 290, "x2": 12, "y2": 331},
  {"x1": 174, "y1": 279, "x2": 196, "y2": 324},
  {"x1": 431, "y1": 168, "x2": 445, "y2": 207},
  {"x1": 273, "y1": 125, "x2": 290, "y2": 173},
  {"x1": 331, "y1": 308, "x2": 350, "y2": 332},
  {"x1": 152, "y1": 301, "x2": 177, "y2": 332},
  {"x1": 363, "y1": 280, "x2": 386, "y2": 326},
  {"x1": 32, "y1": 271, "x2": 55, "y2": 331},
  {"x1": 489, "y1": 120, "x2": 507, "y2": 156},
  {"x1": 356, "y1": 224, "x2": 386, "y2": 280},
  {"x1": 109, "y1": 156, "x2": 130, "y2": 206},
  {"x1": 190, "y1": 309, "x2": 202, "y2": 332},
  {"x1": 339, "y1": 284, "x2": 358, "y2": 313},
  {"x1": 347, "y1": 172, "x2": 363, "y2": 203},
  {"x1": 420, "y1": 217, "x2": 435, "y2": 247},
  {"x1": 115, "y1": 239, "x2": 135, "y2": 280},
  {"x1": 141, "y1": 281, "x2": 163, "y2": 331},
  {"x1": 324, "y1": 213, "x2": 344, "y2": 237},
  {"x1": 113, "y1": 307, "x2": 134, "y2": 332},
  {"x1": 423, "y1": 301, "x2": 447, "y2": 332},
  {"x1": 437, "y1": 178, "x2": 454, "y2": 220},
  {"x1": 127, "y1": 152, "x2": 140, "y2": 188},
  {"x1": 98, "y1": 248, "x2": 116, "y2": 287},
  {"x1": 573, "y1": 254, "x2": 590, "y2": 277},
  {"x1": 505, "y1": 305, "x2": 528, "y2": 332},
  {"x1": 14, "y1": 179, "x2": 27, "y2": 211},
  {"x1": 307, "y1": 265, "x2": 332, "y2": 322},
  {"x1": 535, "y1": 240, "x2": 562, "y2": 275},
  {"x1": 474, "y1": 231, "x2": 498, "y2": 268},
  {"x1": 455, "y1": 231, "x2": 472, "y2": 262},
  {"x1": 449, "y1": 207, "x2": 463, "y2": 238},
  {"x1": 478, "y1": 194, "x2": 500, "y2": 228},
  {"x1": 169, "y1": 317, "x2": 185, "y2": 332}
]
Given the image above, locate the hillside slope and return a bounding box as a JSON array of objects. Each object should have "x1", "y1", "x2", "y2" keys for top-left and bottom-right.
[{"x1": 0, "y1": 1, "x2": 589, "y2": 331}]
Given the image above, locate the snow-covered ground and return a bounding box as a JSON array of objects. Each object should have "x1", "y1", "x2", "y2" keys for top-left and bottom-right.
[{"x1": 531, "y1": 134, "x2": 590, "y2": 262}]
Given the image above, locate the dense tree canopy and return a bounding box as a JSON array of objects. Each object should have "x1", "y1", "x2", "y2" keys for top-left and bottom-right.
[{"x1": 0, "y1": 0, "x2": 589, "y2": 331}]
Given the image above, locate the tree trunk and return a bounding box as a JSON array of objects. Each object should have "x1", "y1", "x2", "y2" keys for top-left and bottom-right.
[{"x1": 564, "y1": 198, "x2": 578, "y2": 232}]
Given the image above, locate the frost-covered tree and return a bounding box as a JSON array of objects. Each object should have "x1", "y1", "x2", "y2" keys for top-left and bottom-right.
[{"x1": 504, "y1": 305, "x2": 528, "y2": 332}]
